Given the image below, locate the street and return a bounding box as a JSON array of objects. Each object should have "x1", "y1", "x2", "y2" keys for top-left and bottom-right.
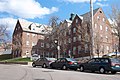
[{"x1": 0, "y1": 64, "x2": 120, "y2": 80}]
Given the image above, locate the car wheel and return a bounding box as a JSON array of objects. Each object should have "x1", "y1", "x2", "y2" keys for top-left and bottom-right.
[
  {"x1": 79, "y1": 66, "x2": 84, "y2": 72},
  {"x1": 32, "y1": 63, "x2": 36, "y2": 67},
  {"x1": 62, "y1": 65, "x2": 67, "y2": 70},
  {"x1": 99, "y1": 67, "x2": 105, "y2": 74},
  {"x1": 111, "y1": 71, "x2": 116, "y2": 74},
  {"x1": 42, "y1": 63, "x2": 47, "y2": 68}
]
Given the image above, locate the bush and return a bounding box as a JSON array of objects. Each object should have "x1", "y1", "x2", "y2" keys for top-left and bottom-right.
[{"x1": 0, "y1": 54, "x2": 12, "y2": 61}]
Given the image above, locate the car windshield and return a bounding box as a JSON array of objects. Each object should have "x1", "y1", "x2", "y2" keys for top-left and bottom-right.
[
  {"x1": 66, "y1": 58, "x2": 76, "y2": 62},
  {"x1": 110, "y1": 58, "x2": 120, "y2": 63},
  {"x1": 46, "y1": 58, "x2": 56, "y2": 61}
]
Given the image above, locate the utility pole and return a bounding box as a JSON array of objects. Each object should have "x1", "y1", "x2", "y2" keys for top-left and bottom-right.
[{"x1": 90, "y1": 0, "x2": 94, "y2": 59}]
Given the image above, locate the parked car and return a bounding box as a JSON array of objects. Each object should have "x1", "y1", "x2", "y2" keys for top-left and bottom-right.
[
  {"x1": 79, "y1": 58, "x2": 120, "y2": 74},
  {"x1": 50, "y1": 58, "x2": 79, "y2": 70},
  {"x1": 31, "y1": 54, "x2": 40, "y2": 61},
  {"x1": 32, "y1": 57, "x2": 56, "y2": 68}
]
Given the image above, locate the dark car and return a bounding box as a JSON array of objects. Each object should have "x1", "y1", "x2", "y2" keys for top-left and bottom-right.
[
  {"x1": 50, "y1": 58, "x2": 79, "y2": 70},
  {"x1": 32, "y1": 57, "x2": 56, "y2": 68},
  {"x1": 79, "y1": 58, "x2": 120, "y2": 74}
]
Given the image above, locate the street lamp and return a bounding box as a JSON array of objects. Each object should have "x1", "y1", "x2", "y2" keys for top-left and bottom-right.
[{"x1": 54, "y1": 39, "x2": 60, "y2": 59}]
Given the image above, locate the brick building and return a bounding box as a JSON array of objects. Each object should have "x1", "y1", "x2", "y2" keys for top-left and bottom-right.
[
  {"x1": 58, "y1": 8, "x2": 116, "y2": 58},
  {"x1": 12, "y1": 19, "x2": 52, "y2": 58}
]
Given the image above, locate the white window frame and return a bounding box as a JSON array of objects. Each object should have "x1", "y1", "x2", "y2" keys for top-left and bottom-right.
[
  {"x1": 41, "y1": 43, "x2": 44, "y2": 47},
  {"x1": 100, "y1": 25, "x2": 102, "y2": 30},
  {"x1": 68, "y1": 38, "x2": 71, "y2": 43},
  {"x1": 73, "y1": 37, "x2": 76, "y2": 42},
  {"x1": 73, "y1": 27, "x2": 76, "y2": 33},
  {"x1": 26, "y1": 41, "x2": 29, "y2": 45}
]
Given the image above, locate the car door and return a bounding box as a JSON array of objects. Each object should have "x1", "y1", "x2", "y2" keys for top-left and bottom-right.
[
  {"x1": 84, "y1": 59, "x2": 95, "y2": 70},
  {"x1": 35, "y1": 58, "x2": 41, "y2": 66},
  {"x1": 52, "y1": 59, "x2": 61, "y2": 68},
  {"x1": 58, "y1": 58, "x2": 67, "y2": 68}
]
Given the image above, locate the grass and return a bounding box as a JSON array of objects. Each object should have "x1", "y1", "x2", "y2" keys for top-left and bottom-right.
[{"x1": 1, "y1": 57, "x2": 32, "y2": 62}]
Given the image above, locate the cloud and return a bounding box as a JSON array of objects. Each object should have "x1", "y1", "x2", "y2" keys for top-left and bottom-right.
[
  {"x1": 0, "y1": 0, "x2": 58, "y2": 19},
  {"x1": 0, "y1": 17, "x2": 17, "y2": 33},
  {"x1": 96, "y1": 2, "x2": 108, "y2": 7},
  {"x1": 59, "y1": 0, "x2": 97, "y2": 3}
]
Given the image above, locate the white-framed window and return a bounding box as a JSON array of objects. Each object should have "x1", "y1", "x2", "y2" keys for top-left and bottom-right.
[
  {"x1": 95, "y1": 24, "x2": 97, "y2": 28},
  {"x1": 32, "y1": 42, "x2": 35, "y2": 46},
  {"x1": 64, "y1": 31, "x2": 66, "y2": 36},
  {"x1": 32, "y1": 34, "x2": 36, "y2": 37},
  {"x1": 85, "y1": 44, "x2": 88, "y2": 52},
  {"x1": 69, "y1": 30, "x2": 71, "y2": 35},
  {"x1": 73, "y1": 47, "x2": 76, "y2": 55},
  {"x1": 46, "y1": 43, "x2": 50, "y2": 48},
  {"x1": 73, "y1": 27, "x2": 76, "y2": 33},
  {"x1": 76, "y1": 19, "x2": 78, "y2": 23},
  {"x1": 106, "y1": 36, "x2": 108, "y2": 42},
  {"x1": 78, "y1": 46, "x2": 81, "y2": 54},
  {"x1": 107, "y1": 46, "x2": 109, "y2": 50},
  {"x1": 106, "y1": 26, "x2": 108, "y2": 31},
  {"x1": 68, "y1": 38, "x2": 71, "y2": 43},
  {"x1": 103, "y1": 18, "x2": 105, "y2": 22},
  {"x1": 41, "y1": 43, "x2": 44, "y2": 47},
  {"x1": 26, "y1": 41, "x2": 29, "y2": 45},
  {"x1": 97, "y1": 16, "x2": 100, "y2": 20},
  {"x1": 64, "y1": 39, "x2": 66, "y2": 44},
  {"x1": 73, "y1": 37, "x2": 76, "y2": 42},
  {"x1": 78, "y1": 35, "x2": 81, "y2": 41},
  {"x1": 100, "y1": 25, "x2": 102, "y2": 30}
]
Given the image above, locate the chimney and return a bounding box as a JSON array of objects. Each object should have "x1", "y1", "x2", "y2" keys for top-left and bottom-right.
[{"x1": 69, "y1": 13, "x2": 75, "y2": 21}]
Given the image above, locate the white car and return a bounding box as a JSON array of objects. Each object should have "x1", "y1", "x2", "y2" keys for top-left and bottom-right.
[{"x1": 31, "y1": 54, "x2": 40, "y2": 61}]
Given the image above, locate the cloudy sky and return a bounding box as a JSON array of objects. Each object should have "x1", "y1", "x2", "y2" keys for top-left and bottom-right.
[{"x1": 0, "y1": 0, "x2": 119, "y2": 35}]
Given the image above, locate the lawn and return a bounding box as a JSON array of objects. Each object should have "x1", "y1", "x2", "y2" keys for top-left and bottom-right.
[{"x1": 1, "y1": 57, "x2": 32, "y2": 62}]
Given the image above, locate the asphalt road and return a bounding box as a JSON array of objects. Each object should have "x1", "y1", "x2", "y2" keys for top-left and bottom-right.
[{"x1": 0, "y1": 64, "x2": 120, "y2": 80}]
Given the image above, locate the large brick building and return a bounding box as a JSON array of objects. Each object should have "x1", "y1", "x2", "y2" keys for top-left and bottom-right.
[
  {"x1": 12, "y1": 8, "x2": 117, "y2": 58},
  {"x1": 12, "y1": 19, "x2": 52, "y2": 58},
  {"x1": 57, "y1": 8, "x2": 117, "y2": 58}
]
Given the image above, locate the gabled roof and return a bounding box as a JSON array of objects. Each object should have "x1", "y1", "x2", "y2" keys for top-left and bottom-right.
[
  {"x1": 81, "y1": 8, "x2": 100, "y2": 21},
  {"x1": 17, "y1": 19, "x2": 52, "y2": 34}
]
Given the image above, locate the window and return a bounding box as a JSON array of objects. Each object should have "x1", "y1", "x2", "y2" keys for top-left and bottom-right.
[
  {"x1": 64, "y1": 31, "x2": 66, "y2": 36},
  {"x1": 73, "y1": 37, "x2": 76, "y2": 42},
  {"x1": 68, "y1": 38, "x2": 71, "y2": 43},
  {"x1": 32, "y1": 34, "x2": 35, "y2": 37},
  {"x1": 64, "y1": 39, "x2": 66, "y2": 44},
  {"x1": 100, "y1": 25, "x2": 102, "y2": 30},
  {"x1": 26, "y1": 41, "x2": 29, "y2": 45},
  {"x1": 41, "y1": 43, "x2": 44, "y2": 47},
  {"x1": 103, "y1": 18, "x2": 105, "y2": 22},
  {"x1": 78, "y1": 35, "x2": 81, "y2": 41},
  {"x1": 95, "y1": 24, "x2": 97, "y2": 28},
  {"x1": 73, "y1": 28, "x2": 76, "y2": 33},
  {"x1": 46, "y1": 43, "x2": 50, "y2": 48},
  {"x1": 32, "y1": 42, "x2": 35, "y2": 46},
  {"x1": 27, "y1": 33, "x2": 30, "y2": 36},
  {"x1": 69, "y1": 30, "x2": 71, "y2": 35},
  {"x1": 78, "y1": 46, "x2": 81, "y2": 54},
  {"x1": 76, "y1": 19, "x2": 78, "y2": 23},
  {"x1": 106, "y1": 36, "x2": 108, "y2": 42},
  {"x1": 73, "y1": 47, "x2": 76, "y2": 55},
  {"x1": 85, "y1": 44, "x2": 88, "y2": 52},
  {"x1": 97, "y1": 16, "x2": 100, "y2": 20},
  {"x1": 107, "y1": 46, "x2": 109, "y2": 50},
  {"x1": 106, "y1": 27, "x2": 108, "y2": 31}
]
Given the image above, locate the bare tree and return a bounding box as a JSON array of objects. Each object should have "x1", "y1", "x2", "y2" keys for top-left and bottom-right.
[
  {"x1": 109, "y1": 5, "x2": 120, "y2": 51},
  {"x1": 0, "y1": 24, "x2": 10, "y2": 42}
]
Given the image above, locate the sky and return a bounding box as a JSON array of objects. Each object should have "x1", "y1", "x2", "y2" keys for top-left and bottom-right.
[{"x1": 0, "y1": 0, "x2": 120, "y2": 35}]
